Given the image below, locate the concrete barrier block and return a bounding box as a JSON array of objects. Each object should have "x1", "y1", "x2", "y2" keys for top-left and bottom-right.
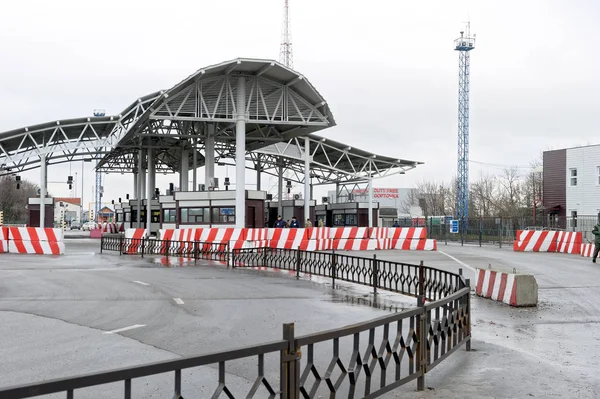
[{"x1": 475, "y1": 268, "x2": 538, "y2": 307}]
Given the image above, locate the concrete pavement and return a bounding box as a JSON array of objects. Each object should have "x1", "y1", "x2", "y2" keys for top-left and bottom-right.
[{"x1": 1, "y1": 241, "x2": 599, "y2": 397}]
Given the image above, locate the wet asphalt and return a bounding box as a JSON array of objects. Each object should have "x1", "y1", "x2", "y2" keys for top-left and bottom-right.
[{"x1": 0, "y1": 240, "x2": 599, "y2": 398}]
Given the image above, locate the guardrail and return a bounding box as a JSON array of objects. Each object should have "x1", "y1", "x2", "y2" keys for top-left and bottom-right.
[
  {"x1": 0, "y1": 246, "x2": 471, "y2": 398},
  {"x1": 99, "y1": 234, "x2": 229, "y2": 262}
]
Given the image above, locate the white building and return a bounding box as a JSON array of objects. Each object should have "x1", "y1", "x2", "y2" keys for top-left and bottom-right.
[
  {"x1": 565, "y1": 144, "x2": 600, "y2": 217},
  {"x1": 54, "y1": 197, "x2": 82, "y2": 225},
  {"x1": 326, "y1": 187, "x2": 423, "y2": 219}
]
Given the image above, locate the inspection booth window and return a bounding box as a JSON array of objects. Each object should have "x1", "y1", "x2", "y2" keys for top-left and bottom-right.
[
  {"x1": 212, "y1": 207, "x2": 235, "y2": 224},
  {"x1": 180, "y1": 208, "x2": 210, "y2": 224},
  {"x1": 163, "y1": 209, "x2": 177, "y2": 223},
  {"x1": 131, "y1": 210, "x2": 146, "y2": 223}
]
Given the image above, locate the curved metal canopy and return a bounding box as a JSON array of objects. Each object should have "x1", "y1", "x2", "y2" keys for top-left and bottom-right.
[{"x1": 0, "y1": 58, "x2": 421, "y2": 182}]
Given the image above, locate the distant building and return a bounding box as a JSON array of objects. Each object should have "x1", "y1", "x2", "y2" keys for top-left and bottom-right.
[
  {"x1": 98, "y1": 206, "x2": 115, "y2": 223},
  {"x1": 54, "y1": 197, "x2": 82, "y2": 225},
  {"x1": 543, "y1": 144, "x2": 600, "y2": 232}
]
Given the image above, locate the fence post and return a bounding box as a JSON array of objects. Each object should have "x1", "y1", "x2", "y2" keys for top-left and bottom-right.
[
  {"x1": 296, "y1": 248, "x2": 301, "y2": 279},
  {"x1": 226, "y1": 242, "x2": 230, "y2": 267},
  {"x1": 119, "y1": 235, "x2": 124, "y2": 255},
  {"x1": 373, "y1": 254, "x2": 378, "y2": 295},
  {"x1": 263, "y1": 245, "x2": 268, "y2": 268},
  {"x1": 416, "y1": 295, "x2": 426, "y2": 391},
  {"x1": 418, "y1": 260, "x2": 425, "y2": 298},
  {"x1": 280, "y1": 323, "x2": 300, "y2": 399},
  {"x1": 479, "y1": 218, "x2": 482, "y2": 247},
  {"x1": 100, "y1": 236, "x2": 104, "y2": 254},
  {"x1": 331, "y1": 249, "x2": 336, "y2": 286},
  {"x1": 194, "y1": 241, "x2": 198, "y2": 264},
  {"x1": 141, "y1": 238, "x2": 145, "y2": 258},
  {"x1": 465, "y1": 278, "x2": 472, "y2": 352},
  {"x1": 231, "y1": 245, "x2": 236, "y2": 269}
]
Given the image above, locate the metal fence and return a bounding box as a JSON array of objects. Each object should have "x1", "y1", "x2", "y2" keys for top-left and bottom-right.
[
  {"x1": 99, "y1": 234, "x2": 229, "y2": 262},
  {"x1": 0, "y1": 248, "x2": 471, "y2": 398},
  {"x1": 426, "y1": 215, "x2": 600, "y2": 246}
]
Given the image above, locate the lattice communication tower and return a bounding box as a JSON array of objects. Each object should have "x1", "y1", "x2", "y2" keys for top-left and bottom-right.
[
  {"x1": 454, "y1": 24, "x2": 475, "y2": 232},
  {"x1": 279, "y1": 0, "x2": 293, "y2": 68}
]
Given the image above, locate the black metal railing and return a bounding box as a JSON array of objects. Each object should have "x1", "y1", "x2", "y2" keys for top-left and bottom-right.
[
  {"x1": 100, "y1": 235, "x2": 229, "y2": 262},
  {"x1": 0, "y1": 248, "x2": 471, "y2": 398}
]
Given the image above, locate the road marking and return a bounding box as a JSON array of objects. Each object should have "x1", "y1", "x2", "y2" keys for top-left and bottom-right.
[
  {"x1": 133, "y1": 281, "x2": 150, "y2": 286},
  {"x1": 103, "y1": 324, "x2": 146, "y2": 334},
  {"x1": 173, "y1": 298, "x2": 184, "y2": 305},
  {"x1": 438, "y1": 251, "x2": 477, "y2": 273}
]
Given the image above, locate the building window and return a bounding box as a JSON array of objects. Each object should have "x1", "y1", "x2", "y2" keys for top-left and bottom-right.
[
  {"x1": 211, "y1": 207, "x2": 236, "y2": 224},
  {"x1": 180, "y1": 207, "x2": 210, "y2": 224},
  {"x1": 152, "y1": 210, "x2": 161, "y2": 223},
  {"x1": 570, "y1": 168, "x2": 577, "y2": 186},
  {"x1": 163, "y1": 209, "x2": 176, "y2": 223}
]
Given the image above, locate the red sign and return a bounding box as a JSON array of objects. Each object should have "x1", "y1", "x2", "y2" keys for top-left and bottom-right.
[{"x1": 352, "y1": 188, "x2": 399, "y2": 199}]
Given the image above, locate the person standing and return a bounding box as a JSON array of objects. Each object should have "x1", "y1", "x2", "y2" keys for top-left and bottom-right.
[
  {"x1": 592, "y1": 222, "x2": 600, "y2": 263},
  {"x1": 317, "y1": 218, "x2": 324, "y2": 227},
  {"x1": 274, "y1": 215, "x2": 286, "y2": 228},
  {"x1": 290, "y1": 216, "x2": 300, "y2": 228},
  {"x1": 305, "y1": 219, "x2": 312, "y2": 228}
]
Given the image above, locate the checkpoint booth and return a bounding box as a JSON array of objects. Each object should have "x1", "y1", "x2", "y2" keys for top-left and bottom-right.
[
  {"x1": 27, "y1": 197, "x2": 55, "y2": 227},
  {"x1": 265, "y1": 199, "x2": 316, "y2": 228},
  {"x1": 158, "y1": 189, "x2": 266, "y2": 229},
  {"x1": 314, "y1": 202, "x2": 379, "y2": 227},
  {"x1": 127, "y1": 198, "x2": 160, "y2": 236}
]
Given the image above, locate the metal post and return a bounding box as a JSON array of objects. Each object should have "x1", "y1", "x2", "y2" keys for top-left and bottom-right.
[
  {"x1": 100, "y1": 236, "x2": 103, "y2": 254},
  {"x1": 331, "y1": 249, "x2": 336, "y2": 287},
  {"x1": 39, "y1": 153, "x2": 46, "y2": 228},
  {"x1": 235, "y1": 76, "x2": 246, "y2": 228},
  {"x1": 465, "y1": 278, "x2": 471, "y2": 351},
  {"x1": 146, "y1": 147, "x2": 154, "y2": 238},
  {"x1": 192, "y1": 137, "x2": 197, "y2": 192},
  {"x1": 479, "y1": 218, "x2": 482, "y2": 247},
  {"x1": 296, "y1": 248, "x2": 301, "y2": 278},
  {"x1": 499, "y1": 219, "x2": 503, "y2": 249},
  {"x1": 368, "y1": 171, "x2": 373, "y2": 228},
  {"x1": 373, "y1": 254, "x2": 378, "y2": 295},
  {"x1": 278, "y1": 164, "x2": 284, "y2": 217},
  {"x1": 304, "y1": 137, "x2": 310, "y2": 224},
  {"x1": 419, "y1": 260, "x2": 425, "y2": 298},
  {"x1": 256, "y1": 160, "x2": 262, "y2": 191},
  {"x1": 205, "y1": 123, "x2": 215, "y2": 189},
  {"x1": 281, "y1": 323, "x2": 299, "y2": 399},
  {"x1": 119, "y1": 235, "x2": 124, "y2": 255},
  {"x1": 141, "y1": 237, "x2": 145, "y2": 258},
  {"x1": 136, "y1": 148, "x2": 143, "y2": 228},
  {"x1": 416, "y1": 295, "x2": 426, "y2": 391}
]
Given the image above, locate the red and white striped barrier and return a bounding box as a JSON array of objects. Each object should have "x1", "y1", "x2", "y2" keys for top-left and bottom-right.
[
  {"x1": 475, "y1": 268, "x2": 538, "y2": 307},
  {"x1": 102, "y1": 223, "x2": 118, "y2": 234},
  {"x1": 330, "y1": 227, "x2": 368, "y2": 240},
  {"x1": 247, "y1": 228, "x2": 269, "y2": 241},
  {"x1": 305, "y1": 227, "x2": 330, "y2": 240},
  {"x1": 581, "y1": 243, "x2": 597, "y2": 258},
  {"x1": 250, "y1": 240, "x2": 270, "y2": 249},
  {"x1": 300, "y1": 239, "x2": 332, "y2": 251},
  {"x1": 377, "y1": 238, "x2": 437, "y2": 251},
  {"x1": 7, "y1": 227, "x2": 65, "y2": 255},
  {"x1": 555, "y1": 231, "x2": 582, "y2": 254},
  {"x1": 269, "y1": 228, "x2": 305, "y2": 249},
  {"x1": 513, "y1": 230, "x2": 558, "y2": 252},
  {"x1": 368, "y1": 227, "x2": 389, "y2": 239},
  {"x1": 388, "y1": 227, "x2": 426, "y2": 240},
  {"x1": 0, "y1": 226, "x2": 8, "y2": 253},
  {"x1": 332, "y1": 239, "x2": 377, "y2": 251},
  {"x1": 123, "y1": 228, "x2": 148, "y2": 254}
]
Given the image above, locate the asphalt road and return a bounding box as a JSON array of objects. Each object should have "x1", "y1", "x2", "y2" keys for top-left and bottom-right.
[{"x1": 1, "y1": 240, "x2": 599, "y2": 398}]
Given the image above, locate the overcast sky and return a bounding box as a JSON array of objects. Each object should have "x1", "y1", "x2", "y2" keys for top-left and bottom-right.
[{"x1": 1, "y1": 0, "x2": 599, "y2": 209}]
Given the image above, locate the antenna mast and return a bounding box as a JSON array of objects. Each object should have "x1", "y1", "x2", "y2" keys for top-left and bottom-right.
[
  {"x1": 279, "y1": 0, "x2": 293, "y2": 68},
  {"x1": 454, "y1": 23, "x2": 475, "y2": 234}
]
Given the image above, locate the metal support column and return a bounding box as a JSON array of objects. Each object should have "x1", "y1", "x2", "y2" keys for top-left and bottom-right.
[
  {"x1": 180, "y1": 144, "x2": 189, "y2": 192},
  {"x1": 334, "y1": 182, "x2": 339, "y2": 204},
  {"x1": 278, "y1": 164, "x2": 284, "y2": 217},
  {"x1": 133, "y1": 171, "x2": 138, "y2": 200},
  {"x1": 136, "y1": 149, "x2": 143, "y2": 228},
  {"x1": 192, "y1": 138, "x2": 197, "y2": 192},
  {"x1": 39, "y1": 153, "x2": 47, "y2": 228},
  {"x1": 304, "y1": 137, "x2": 310, "y2": 225},
  {"x1": 205, "y1": 124, "x2": 215, "y2": 189},
  {"x1": 146, "y1": 147, "x2": 154, "y2": 238},
  {"x1": 235, "y1": 76, "x2": 246, "y2": 228},
  {"x1": 368, "y1": 169, "x2": 374, "y2": 228},
  {"x1": 256, "y1": 163, "x2": 261, "y2": 191}
]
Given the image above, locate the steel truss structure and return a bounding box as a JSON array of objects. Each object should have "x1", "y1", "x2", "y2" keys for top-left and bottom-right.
[{"x1": 0, "y1": 58, "x2": 421, "y2": 186}]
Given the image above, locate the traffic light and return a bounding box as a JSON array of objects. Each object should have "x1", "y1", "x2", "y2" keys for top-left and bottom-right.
[
  {"x1": 67, "y1": 176, "x2": 73, "y2": 190},
  {"x1": 89, "y1": 209, "x2": 95, "y2": 222},
  {"x1": 0, "y1": 211, "x2": 4, "y2": 225},
  {"x1": 15, "y1": 175, "x2": 21, "y2": 190}
]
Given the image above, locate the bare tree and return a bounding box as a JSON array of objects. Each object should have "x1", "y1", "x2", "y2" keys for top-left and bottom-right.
[{"x1": 0, "y1": 176, "x2": 39, "y2": 223}]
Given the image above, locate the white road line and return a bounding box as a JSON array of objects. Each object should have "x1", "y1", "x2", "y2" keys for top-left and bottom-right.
[
  {"x1": 103, "y1": 324, "x2": 146, "y2": 334},
  {"x1": 173, "y1": 298, "x2": 184, "y2": 305},
  {"x1": 133, "y1": 281, "x2": 150, "y2": 286},
  {"x1": 438, "y1": 251, "x2": 477, "y2": 273}
]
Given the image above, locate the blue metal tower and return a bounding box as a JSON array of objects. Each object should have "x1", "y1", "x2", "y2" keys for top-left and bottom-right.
[{"x1": 454, "y1": 25, "x2": 475, "y2": 233}]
